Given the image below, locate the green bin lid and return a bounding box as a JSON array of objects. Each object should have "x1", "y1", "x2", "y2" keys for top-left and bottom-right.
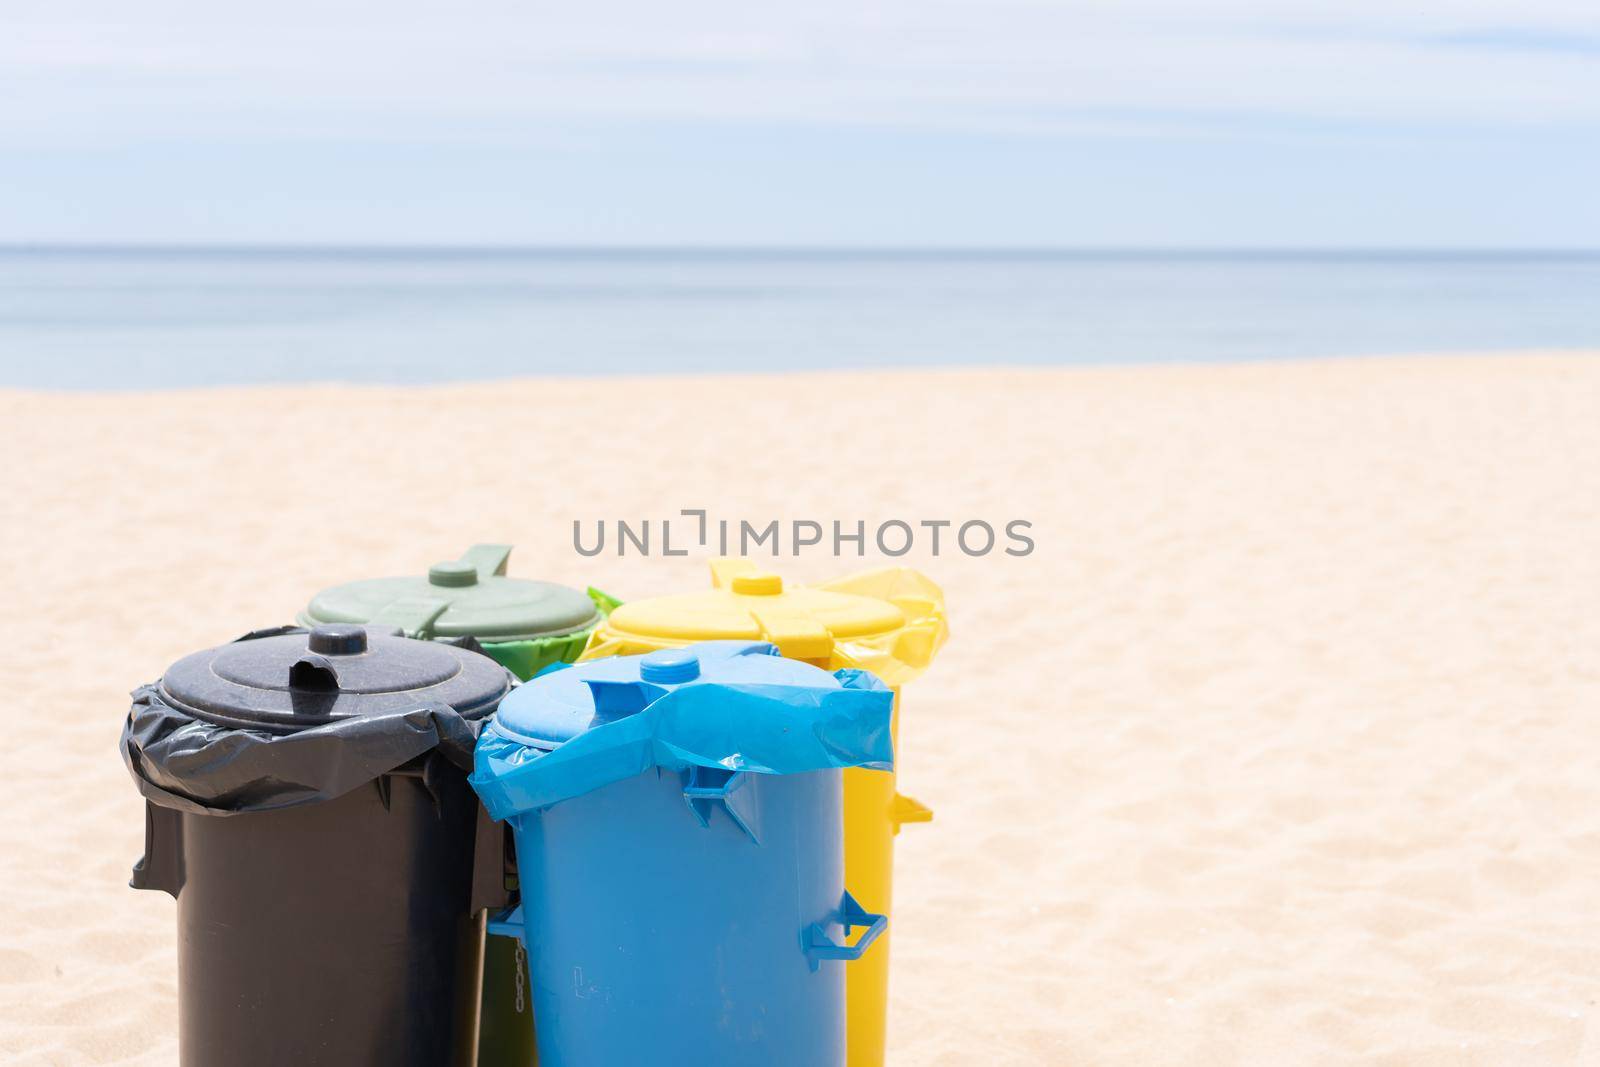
[{"x1": 298, "y1": 544, "x2": 602, "y2": 644}]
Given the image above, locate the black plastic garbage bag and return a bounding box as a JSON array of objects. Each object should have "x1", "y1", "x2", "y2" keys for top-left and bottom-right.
[{"x1": 123, "y1": 683, "x2": 480, "y2": 815}]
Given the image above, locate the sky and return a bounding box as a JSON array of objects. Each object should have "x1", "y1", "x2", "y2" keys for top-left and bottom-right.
[{"x1": 3, "y1": 0, "x2": 1600, "y2": 247}]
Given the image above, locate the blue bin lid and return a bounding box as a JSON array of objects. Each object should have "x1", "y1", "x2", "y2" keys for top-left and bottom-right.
[
  {"x1": 472, "y1": 641, "x2": 894, "y2": 818},
  {"x1": 492, "y1": 640, "x2": 844, "y2": 749}
]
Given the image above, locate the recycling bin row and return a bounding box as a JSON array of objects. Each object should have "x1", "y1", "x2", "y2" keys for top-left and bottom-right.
[{"x1": 119, "y1": 546, "x2": 947, "y2": 1067}]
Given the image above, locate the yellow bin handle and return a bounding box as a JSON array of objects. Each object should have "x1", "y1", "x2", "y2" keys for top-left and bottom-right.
[{"x1": 891, "y1": 793, "x2": 933, "y2": 835}]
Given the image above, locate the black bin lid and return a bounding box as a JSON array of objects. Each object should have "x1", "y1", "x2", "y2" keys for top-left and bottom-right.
[{"x1": 158, "y1": 625, "x2": 512, "y2": 733}]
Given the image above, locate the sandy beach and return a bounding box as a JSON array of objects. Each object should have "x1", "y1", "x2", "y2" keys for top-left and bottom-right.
[{"x1": 3, "y1": 352, "x2": 1599, "y2": 1066}]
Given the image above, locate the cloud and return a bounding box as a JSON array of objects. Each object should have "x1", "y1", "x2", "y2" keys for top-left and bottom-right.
[
  {"x1": 3, "y1": 0, "x2": 1600, "y2": 147},
  {"x1": 1416, "y1": 26, "x2": 1600, "y2": 53}
]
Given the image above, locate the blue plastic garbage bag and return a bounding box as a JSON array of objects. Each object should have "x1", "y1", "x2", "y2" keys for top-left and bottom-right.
[{"x1": 470, "y1": 640, "x2": 893, "y2": 819}]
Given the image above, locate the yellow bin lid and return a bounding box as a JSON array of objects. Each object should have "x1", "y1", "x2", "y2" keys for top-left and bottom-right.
[{"x1": 583, "y1": 559, "x2": 947, "y2": 686}]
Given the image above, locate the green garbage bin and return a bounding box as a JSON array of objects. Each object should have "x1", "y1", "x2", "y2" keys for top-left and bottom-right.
[{"x1": 297, "y1": 544, "x2": 616, "y2": 1067}]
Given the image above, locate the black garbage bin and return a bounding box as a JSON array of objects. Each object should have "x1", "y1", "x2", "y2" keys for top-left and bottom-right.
[{"x1": 121, "y1": 624, "x2": 515, "y2": 1067}]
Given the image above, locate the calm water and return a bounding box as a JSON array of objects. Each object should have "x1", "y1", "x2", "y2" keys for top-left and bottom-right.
[{"x1": 1, "y1": 248, "x2": 1597, "y2": 389}]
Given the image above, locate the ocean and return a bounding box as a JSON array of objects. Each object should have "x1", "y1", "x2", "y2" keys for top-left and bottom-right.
[{"x1": 1, "y1": 248, "x2": 1596, "y2": 389}]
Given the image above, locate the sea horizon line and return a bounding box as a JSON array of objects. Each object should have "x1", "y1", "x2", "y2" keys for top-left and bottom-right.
[{"x1": 3, "y1": 243, "x2": 1599, "y2": 261}]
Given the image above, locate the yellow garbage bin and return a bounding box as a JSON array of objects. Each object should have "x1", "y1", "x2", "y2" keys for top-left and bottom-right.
[{"x1": 580, "y1": 558, "x2": 947, "y2": 1067}]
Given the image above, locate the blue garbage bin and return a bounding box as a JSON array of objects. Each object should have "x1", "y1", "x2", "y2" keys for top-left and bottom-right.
[{"x1": 469, "y1": 640, "x2": 896, "y2": 1067}]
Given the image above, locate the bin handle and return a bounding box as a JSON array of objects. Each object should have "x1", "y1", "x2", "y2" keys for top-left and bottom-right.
[
  {"x1": 288, "y1": 654, "x2": 340, "y2": 691},
  {"x1": 129, "y1": 800, "x2": 184, "y2": 898},
  {"x1": 368, "y1": 596, "x2": 451, "y2": 639},
  {"x1": 891, "y1": 792, "x2": 933, "y2": 835},
  {"x1": 487, "y1": 903, "x2": 525, "y2": 943},
  {"x1": 804, "y1": 891, "x2": 887, "y2": 971},
  {"x1": 462, "y1": 543, "x2": 513, "y2": 578},
  {"x1": 469, "y1": 802, "x2": 514, "y2": 914},
  {"x1": 683, "y1": 767, "x2": 761, "y2": 844}
]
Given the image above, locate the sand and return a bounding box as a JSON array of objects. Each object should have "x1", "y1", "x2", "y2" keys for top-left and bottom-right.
[{"x1": 3, "y1": 352, "x2": 1599, "y2": 1066}]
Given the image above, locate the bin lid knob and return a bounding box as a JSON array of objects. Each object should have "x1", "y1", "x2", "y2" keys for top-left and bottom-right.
[
  {"x1": 640, "y1": 648, "x2": 700, "y2": 684},
  {"x1": 428, "y1": 560, "x2": 479, "y2": 587},
  {"x1": 307, "y1": 624, "x2": 368, "y2": 656},
  {"x1": 730, "y1": 572, "x2": 783, "y2": 595}
]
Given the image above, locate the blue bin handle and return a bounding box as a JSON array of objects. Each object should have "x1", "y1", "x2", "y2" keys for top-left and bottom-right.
[
  {"x1": 487, "y1": 904, "x2": 525, "y2": 943},
  {"x1": 804, "y1": 891, "x2": 887, "y2": 971},
  {"x1": 683, "y1": 768, "x2": 761, "y2": 844}
]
